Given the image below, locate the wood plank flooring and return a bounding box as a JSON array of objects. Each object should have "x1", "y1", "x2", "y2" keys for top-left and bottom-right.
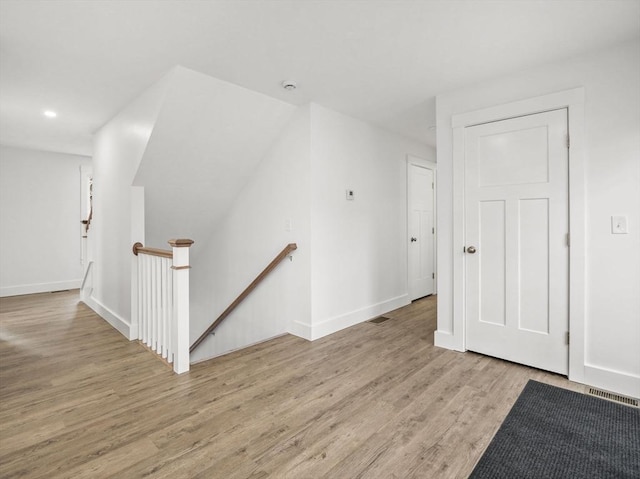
[{"x1": 0, "y1": 291, "x2": 584, "y2": 478}]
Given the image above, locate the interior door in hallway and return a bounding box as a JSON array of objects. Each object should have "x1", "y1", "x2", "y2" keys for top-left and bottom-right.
[
  {"x1": 408, "y1": 161, "x2": 435, "y2": 300},
  {"x1": 465, "y1": 108, "x2": 569, "y2": 374}
]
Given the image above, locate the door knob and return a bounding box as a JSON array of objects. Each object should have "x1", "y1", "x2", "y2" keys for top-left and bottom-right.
[
  {"x1": 411, "y1": 237, "x2": 417, "y2": 242},
  {"x1": 466, "y1": 246, "x2": 477, "y2": 254}
]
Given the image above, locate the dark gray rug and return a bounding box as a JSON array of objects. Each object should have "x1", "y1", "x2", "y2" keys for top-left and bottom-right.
[{"x1": 469, "y1": 380, "x2": 640, "y2": 479}]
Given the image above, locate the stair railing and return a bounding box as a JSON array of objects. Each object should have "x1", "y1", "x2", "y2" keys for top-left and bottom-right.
[
  {"x1": 79, "y1": 260, "x2": 94, "y2": 302},
  {"x1": 132, "y1": 239, "x2": 193, "y2": 374},
  {"x1": 190, "y1": 243, "x2": 297, "y2": 353}
]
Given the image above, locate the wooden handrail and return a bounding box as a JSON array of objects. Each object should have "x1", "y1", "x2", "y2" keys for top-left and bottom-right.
[
  {"x1": 132, "y1": 242, "x2": 173, "y2": 259},
  {"x1": 190, "y1": 243, "x2": 297, "y2": 353}
]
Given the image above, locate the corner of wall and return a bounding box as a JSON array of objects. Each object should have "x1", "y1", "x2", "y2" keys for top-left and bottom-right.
[
  {"x1": 91, "y1": 69, "x2": 173, "y2": 334},
  {"x1": 435, "y1": 44, "x2": 640, "y2": 397},
  {"x1": 309, "y1": 294, "x2": 410, "y2": 341},
  {"x1": 308, "y1": 103, "x2": 430, "y2": 342},
  {"x1": 81, "y1": 293, "x2": 132, "y2": 340},
  {"x1": 186, "y1": 100, "x2": 313, "y2": 363}
]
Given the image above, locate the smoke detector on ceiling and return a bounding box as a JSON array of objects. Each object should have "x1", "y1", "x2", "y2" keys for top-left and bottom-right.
[{"x1": 282, "y1": 80, "x2": 297, "y2": 91}]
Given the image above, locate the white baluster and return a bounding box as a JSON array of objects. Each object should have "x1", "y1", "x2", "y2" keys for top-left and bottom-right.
[
  {"x1": 154, "y1": 257, "x2": 159, "y2": 352},
  {"x1": 145, "y1": 254, "x2": 151, "y2": 347},
  {"x1": 167, "y1": 263, "x2": 174, "y2": 364},
  {"x1": 137, "y1": 252, "x2": 143, "y2": 340},
  {"x1": 142, "y1": 254, "x2": 149, "y2": 346},
  {"x1": 160, "y1": 257, "x2": 168, "y2": 359}
]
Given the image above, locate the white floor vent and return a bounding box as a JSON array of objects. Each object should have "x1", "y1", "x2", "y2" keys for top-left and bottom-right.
[{"x1": 588, "y1": 388, "x2": 639, "y2": 408}]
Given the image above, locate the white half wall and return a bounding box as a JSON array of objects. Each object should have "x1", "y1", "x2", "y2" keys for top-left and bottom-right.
[
  {"x1": 90, "y1": 71, "x2": 172, "y2": 338},
  {"x1": 436, "y1": 39, "x2": 640, "y2": 398},
  {"x1": 0, "y1": 145, "x2": 91, "y2": 297},
  {"x1": 309, "y1": 104, "x2": 434, "y2": 339}
]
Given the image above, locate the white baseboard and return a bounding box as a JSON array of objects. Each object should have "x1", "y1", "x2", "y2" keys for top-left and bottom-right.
[
  {"x1": 309, "y1": 295, "x2": 410, "y2": 341},
  {"x1": 190, "y1": 333, "x2": 288, "y2": 365},
  {"x1": 289, "y1": 320, "x2": 312, "y2": 340},
  {"x1": 81, "y1": 294, "x2": 131, "y2": 340},
  {"x1": 0, "y1": 279, "x2": 81, "y2": 298},
  {"x1": 434, "y1": 330, "x2": 456, "y2": 350},
  {"x1": 434, "y1": 330, "x2": 466, "y2": 352},
  {"x1": 584, "y1": 364, "x2": 640, "y2": 399}
]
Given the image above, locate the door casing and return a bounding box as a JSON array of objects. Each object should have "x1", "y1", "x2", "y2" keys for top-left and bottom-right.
[{"x1": 448, "y1": 88, "x2": 586, "y2": 383}]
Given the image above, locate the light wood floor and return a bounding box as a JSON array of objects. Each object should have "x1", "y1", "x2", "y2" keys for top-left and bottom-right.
[{"x1": 0, "y1": 291, "x2": 584, "y2": 478}]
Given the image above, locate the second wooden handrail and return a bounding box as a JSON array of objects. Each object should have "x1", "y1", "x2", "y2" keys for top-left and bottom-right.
[
  {"x1": 132, "y1": 242, "x2": 173, "y2": 259},
  {"x1": 190, "y1": 243, "x2": 297, "y2": 353}
]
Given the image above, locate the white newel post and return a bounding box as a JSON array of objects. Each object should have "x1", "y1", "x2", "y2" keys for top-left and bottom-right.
[{"x1": 169, "y1": 239, "x2": 194, "y2": 374}]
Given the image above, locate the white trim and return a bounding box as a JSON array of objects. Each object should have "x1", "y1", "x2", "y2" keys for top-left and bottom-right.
[
  {"x1": 191, "y1": 333, "x2": 289, "y2": 364},
  {"x1": 451, "y1": 88, "x2": 586, "y2": 128},
  {"x1": 584, "y1": 365, "x2": 640, "y2": 400},
  {"x1": 81, "y1": 294, "x2": 132, "y2": 340},
  {"x1": 0, "y1": 280, "x2": 81, "y2": 298},
  {"x1": 565, "y1": 95, "x2": 587, "y2": 385},
  {"x1": 434, "y1": 330, "x2": 463, "y2": 351},
  {"x1": 449, "y1": 87, "x2": 586, "y2": 383},
  {"x1": 406, "y1": 155, "x2": 438, "y2": 299},
  {"x1": 309, "y1": 294, "x2": 410, "y2": 341},
  {"x1": 129, "y1": 186, "x2": 145, "y2": 341},
  {"x1": 407, "y1": 155, "x2": 436, "y2": 171},
  {"x1": 450, "y1": 126, "x2": 466, "y2": 351},
  {"x1": 288, "y1": 320, "x2": 313, "y2": 341}
]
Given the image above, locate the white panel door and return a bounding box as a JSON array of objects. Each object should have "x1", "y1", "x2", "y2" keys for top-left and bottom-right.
[
  {"x1": 465, "y1": 109, "x2": 569, "y2": 374},
  {"x1": 408, "y1": 163, "x2": 435, "y2": 300}
]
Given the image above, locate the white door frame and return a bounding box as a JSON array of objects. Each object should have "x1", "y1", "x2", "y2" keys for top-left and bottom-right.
[
  {"x1": 407, "y1": 155, "x2": 437, "y2": 296},
  {"x1": 450, "y1": 88, "x2": 586, "y2": 383},
  {"x1": 79, "y1": 165, "x2": 93, "y2": 267}
]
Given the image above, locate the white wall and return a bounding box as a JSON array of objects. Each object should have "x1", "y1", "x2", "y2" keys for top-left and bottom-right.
[
  {"x1": 190, "y1": 102, "x2": 435, "y2": 361},
  {"x1": 90, "y1": 72, "x2": 172, "y2": 337},
  {"x1": 436, "y1": 39, "x2": 640, "y2": 397},
  {"x1": 88, "y1": 65, "x2": 434, "y2": 360},
  {"x1": 309, "y1": 104, "x2": 434, "y2": 339},
  {"x1": 91, "y1": 63, "x2": 301, "y2": 349},
  {"x1": 190, "y1": 106, "x2": 312, "y2": 362},
  {"x1": 135, "y1": 66, "x2": 296, "y2": 251},
  {"x1": 0, "y1": 145, "x2": 91, "y2": 296}
]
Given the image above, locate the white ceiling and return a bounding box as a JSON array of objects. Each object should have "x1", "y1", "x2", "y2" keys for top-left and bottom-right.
[{"x1": 1, "y1": 0, "x2": 638, "y2": 157}]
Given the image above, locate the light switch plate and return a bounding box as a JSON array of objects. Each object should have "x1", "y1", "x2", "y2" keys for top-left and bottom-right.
[
  {"x1": 611, "y1": 216, "x2": 628, "y2": 234},
  {"x1": 346, "y1": 189, "x2": 355, "y2": 200}
]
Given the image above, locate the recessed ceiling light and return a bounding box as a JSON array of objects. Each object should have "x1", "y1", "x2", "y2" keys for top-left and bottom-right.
[
  {"x1": 43, "y1": 110, "x2": 57, "y2": 118},
  {"x1": 282, "y1": 80, "x2": 297, "y2": 91}
]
